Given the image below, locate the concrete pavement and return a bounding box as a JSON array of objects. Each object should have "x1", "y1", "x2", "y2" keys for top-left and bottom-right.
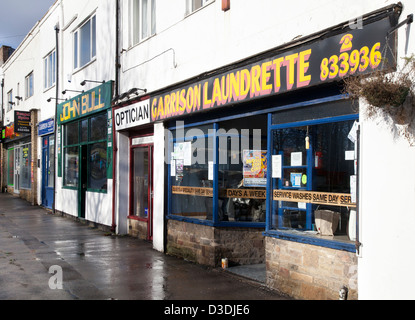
[{"x1": 0, "y1": 193, "x2": 290, "y2": 301}]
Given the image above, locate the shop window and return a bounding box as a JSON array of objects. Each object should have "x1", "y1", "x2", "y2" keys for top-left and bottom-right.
[
  {"x1": 269, "y1": 117, "x2": 358, "y2": 244},
  {"x1": 129, "y1": 0, "x2": 156, "y2": 46},
  {"x1": 62, "y1": 112, "x2": 108, "y2": 191},
  {"x1": 88, "y1": 142, "x2": 107, "y2": 190},
  {"x1": 7, "y1": 148, "x2": 14, "y2": 186},
  {"x1": 170, "y1": 124, "x2": 214, "y2": 220},
  {"x1": 218, "y1": 117, "x2": 267, "y2": 223},
  {"x1": 20, "y1": 144, "x2": 31, "y2": 189},
  {"x1": 168, "y1": 115, "x2": 267, "y2": 226},
  {"x1": 64, "y1": 146, "x2": 79, "y2": 187}
]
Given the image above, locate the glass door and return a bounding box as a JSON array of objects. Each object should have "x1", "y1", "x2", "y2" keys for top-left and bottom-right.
[
  {"x1": 131, "y1": 144, "x2": 154, "y2": 240},
  {"x1": 42, "y1": 135, "x2": 55, "y2": 208},
  {"x1": 14, "y1": 146, "x2": 21, "y2": 194}
]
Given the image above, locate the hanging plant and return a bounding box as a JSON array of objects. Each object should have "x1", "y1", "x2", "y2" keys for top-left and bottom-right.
[
  {"x1": 344, "y1": 56, "x2": 414, "y2": 108},
  {"x1": 343, "y1": 56, "x2": 415, "y2": 143}
]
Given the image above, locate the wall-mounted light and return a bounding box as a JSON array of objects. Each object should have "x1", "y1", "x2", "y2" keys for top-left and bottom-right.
[
  {"x1": 128, "y1": 87, "x2": 147, "y2": 95},
  {"x1": 112, "y1": 87, "x2": 147, "y2": 103},
  {"x1": 62, "y1": 89, "x2": 84, "y2": 95},
  {"x1": 15, "y1": 96, "x2": 23, "y2": 101},
  {"x1": 47, "y1": 97, "x2": 66, "y2": 103},
  {"x1": 80, "y1": 80, "x2": 105, "y2": 86},
  {"x1": 8, "y1": 101, "x2": 15, "y2": 106}
]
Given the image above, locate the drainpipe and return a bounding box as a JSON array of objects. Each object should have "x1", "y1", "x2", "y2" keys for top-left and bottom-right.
[
  {"x1": 52, "y1": 24, "x2": 59, "y2": 214},
  {"x1": 111, "y1": 0, "x2": 120, "y2": 233}
]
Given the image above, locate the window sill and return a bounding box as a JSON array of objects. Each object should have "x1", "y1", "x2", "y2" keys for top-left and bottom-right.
[
  {"x1": 128, "y1": 215, "x2": 148, "y2": 222},
  {"x1": 263, "y1": 229, "x2": 356, "y2": 252},
  {"x1": 72, "y1": 58, "x2": 97, "y2": 76}
]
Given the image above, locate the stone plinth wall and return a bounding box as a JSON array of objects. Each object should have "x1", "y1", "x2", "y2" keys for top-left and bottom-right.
[
  {"x1": 265, "y1": 237, "x2": 358, "y2": 300},
  {"x1": 128, "y1": 218, "x2": 148, "y2": 240},
  {"x1": 167, "y1": 219, "x2": 265, "y2": 267}
]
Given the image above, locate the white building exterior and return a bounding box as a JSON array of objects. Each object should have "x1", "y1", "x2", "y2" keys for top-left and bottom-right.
[{"x1": 1, "y1": 0, "x2": 415, "y2": 300}]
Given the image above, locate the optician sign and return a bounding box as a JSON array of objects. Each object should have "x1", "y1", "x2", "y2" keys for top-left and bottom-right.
[
  {"x1": 114, "y1": 99, "x2": 150, "y2": 131},
  {"x1": 150, "y1": 16, "x2": 395, "y2": 122}
]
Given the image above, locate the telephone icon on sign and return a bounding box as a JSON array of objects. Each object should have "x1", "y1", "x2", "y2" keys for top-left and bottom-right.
[{"x1": 340, "y1": 34, "x2": 353, "y2": 52}]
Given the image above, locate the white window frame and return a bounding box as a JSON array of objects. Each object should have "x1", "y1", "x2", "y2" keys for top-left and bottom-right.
[
  {"x1": 44, "y1": 50, "x2": 56, "y2": 90},
  {"x1": 186, "y1": 0, "x2": 212, "y2": 15},
  {"x1": 16, "y1": 83, "x2": 20, "y2": 106},
  {"x1": 7, "y1": 90, "x2": 13, "y2": 111},
  {"x1": 129, "y1": 0, "x2": 156, "y2": 47},
  {"x1": 25, "y1": 72, "x2": 34, "y2": 99},
  {"x1": 73, "y1": 14, "x2": 96, "y2": 70}
]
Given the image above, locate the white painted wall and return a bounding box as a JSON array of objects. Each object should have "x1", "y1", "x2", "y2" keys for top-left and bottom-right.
[
  {"x1": 153, "y1": 122, "x2": 165, "y2": 252},
  {"x1": 358, "y1": 1, "x2": 415, "y2": 300}
]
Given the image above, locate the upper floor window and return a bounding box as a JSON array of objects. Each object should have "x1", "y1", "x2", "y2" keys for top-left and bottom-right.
[
  {"x1": 16, "y1": 83, "x2": 20, "y2": 106},
  {"x1": 129, "y1": 0, "x2": 156, "y2": 46},
  {"x1": 44, "y1": 51, "x2": 56, "y2": 90},
  {"x1": 186, "y1": 0, "x2": 212, "y2": 14},
  {"x1": 7, "y1": 90, "x2": 13, "y2": 111},
  {"x1": 25, "y1": 72, "x2": 34, "y2": 99},
  {"x1": 74, "y1": 14, "x2": 96, "y2": 69}
]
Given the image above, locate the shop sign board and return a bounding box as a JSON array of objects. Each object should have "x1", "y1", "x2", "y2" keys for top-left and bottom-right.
[
  {"x1": 150, "y1": 16, "x2": 395, "y2": 122},
  {"x1": 38, "y1": 118, "x2": 55, "y2": 136},
  {"x1": 57, "y1": 81, "x2": 113, "y2": 124},
  {"x1": 114, "y1": 99, "x2": 150, "y2": 131},
  {"x1": 15, "y1": 111, "x2": 31, "y2": 134}
]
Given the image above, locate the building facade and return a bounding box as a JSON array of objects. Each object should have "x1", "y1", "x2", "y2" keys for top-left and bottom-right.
[{"x1": 1, "y1": 0, "x2": 415, "y2": 300}]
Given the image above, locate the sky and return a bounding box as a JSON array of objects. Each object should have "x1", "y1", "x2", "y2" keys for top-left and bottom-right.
[{"x1": 0, "y1": 0, "x2": 56, "y2": 49}]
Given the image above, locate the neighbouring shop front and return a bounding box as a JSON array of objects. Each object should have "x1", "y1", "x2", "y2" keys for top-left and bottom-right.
[
  {"x1": 114, "y1": 98, "x2": 154, "y2": 241},
  {"x1": 146, "y1": 5, "x2": 399, "y2": 300},
  {"x1": 56, "y1": 81, "x2": 114, "y2": 226},
  {"x1": 38, "y1": 117, "x2": 55, "y2": 209},
  {"x1": 1, "y1": 110, "x2": 38, "y2": 205}
]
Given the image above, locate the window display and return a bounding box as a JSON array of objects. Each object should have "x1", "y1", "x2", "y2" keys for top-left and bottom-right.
[
  {"x1": 62, "y1": 112, "x2": 108, "y2": 190},
  {"x1": 168, "y1": 115, "x2": 267, "y2": 224},
  {"x1": 270, "y1": 119, "x2": 357, "y2": 241},
  {"x1": 170, "y1": 126, "x2": 214, "y2": 220}
]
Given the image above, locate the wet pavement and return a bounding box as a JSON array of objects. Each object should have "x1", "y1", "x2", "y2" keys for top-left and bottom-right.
[{"x1": 0, "y1": 193, "x2": 290, "y2": 302}]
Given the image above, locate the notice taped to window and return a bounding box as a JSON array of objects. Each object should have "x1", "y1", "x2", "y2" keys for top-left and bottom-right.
[{"x1": 273, "y1": 189, "x2": 355, "y2": 207}]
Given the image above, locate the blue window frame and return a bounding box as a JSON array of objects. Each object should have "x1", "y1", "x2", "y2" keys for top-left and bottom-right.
[
  {"x1": 166, "y1": 94, "x2": 359, "y2": 252},
  {"x1": 265, "y1": 99, "x2": 359, "y2": 253}
]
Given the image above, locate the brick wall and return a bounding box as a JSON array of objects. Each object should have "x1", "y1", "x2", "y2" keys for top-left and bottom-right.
[
  {"x1": 167, "y1": 219, "x2": 265, "y2": 267},
  {"x1": 265, "y1": 236, "x2": 358, "y2": 300}
]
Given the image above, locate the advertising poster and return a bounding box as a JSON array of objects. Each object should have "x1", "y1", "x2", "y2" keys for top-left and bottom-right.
[{"x1": 242, "y1": 150, "x2": 267, "y2": 187}]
